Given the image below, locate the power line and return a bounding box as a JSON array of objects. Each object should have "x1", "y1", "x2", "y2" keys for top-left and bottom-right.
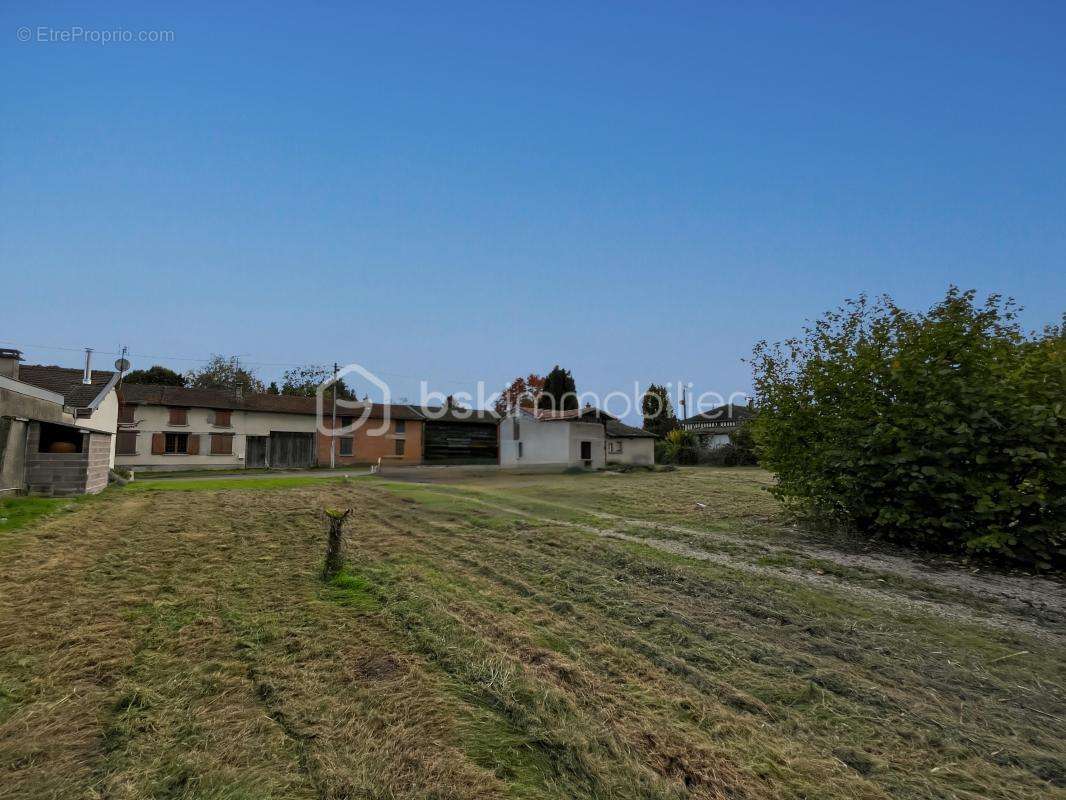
[{"x1": 0, "y1": 338, "x2": 496, "y2": 384}]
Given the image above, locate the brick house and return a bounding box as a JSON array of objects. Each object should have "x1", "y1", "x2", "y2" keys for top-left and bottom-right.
[{"x1": 317, "y1": 403, "x2": 426, "y2": 467}]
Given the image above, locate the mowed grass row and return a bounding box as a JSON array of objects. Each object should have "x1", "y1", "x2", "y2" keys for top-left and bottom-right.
[{"x1": 0, "y1": 472, "x2": 1062, "y2": 799}]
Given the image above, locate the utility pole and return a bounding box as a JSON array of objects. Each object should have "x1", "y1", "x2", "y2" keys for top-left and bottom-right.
[
  {"x1": 679, "y1": 383, "x2": 687, "y2": 423},
  {"x1": 117, "y1": 345, "x2": 129, "y2": 388},
  {"x1": 330, "y1": 361, "x2": 339, "y2": 469}
]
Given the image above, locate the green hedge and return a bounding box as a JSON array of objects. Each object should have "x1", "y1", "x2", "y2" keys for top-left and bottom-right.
[{"x1": 751, "y1": 289, "x2": 1065, "y2": 568}]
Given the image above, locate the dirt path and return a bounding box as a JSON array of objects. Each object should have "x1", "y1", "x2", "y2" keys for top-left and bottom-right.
[
  {"x1": 458, "y1": 489, "x2": 1065, "y2": 615},
  {"x1": 418, "y1": 488, "x2": 1066, "y2": 642}
]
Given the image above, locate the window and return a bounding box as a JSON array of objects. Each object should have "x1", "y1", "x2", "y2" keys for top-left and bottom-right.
[
  {"x1": 517, "y1": 441, "x2": 523, "y2": 458},
  {"x1": 395, "y1": 438, "x2": 406, "y2": 456},
  {"x1": 118, "y1": 403, "x2": 135, "y2": 423},
  {"x1": 210, "y1": 433, "x2": 233, "y2": 455},
  {"x1": 213, "y1": 409, "x2": 232, "y2": 427},
  {"x1": 168, "y1": 407, "x2": 188, "y2": 426},
  {"x1": 512, "y1": 418, "x2": 520, "y2": 439},
  {"x1": 608, "y1": 441, "x2": 623, "y2": 454},
  {"x1": 116, "y1": 431, "x2": 137, "y2": 455},
  {"x1": 395, "y1": 419, "x2": 406, "y2": 434},
  {"x1": 165, "y1": 432, "x2": 189, "y2": 454},
  {"x1": 339, "y1": 437, "x2": 353, "y2": 456}
]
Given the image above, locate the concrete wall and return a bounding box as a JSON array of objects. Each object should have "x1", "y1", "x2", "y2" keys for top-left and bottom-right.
[
  {"x1": 1, "y1": 382, "x2": 68, "y2": 495},
  {"x1": 67, "y1": 389, "x2": 118, "y2": 468},
  {"x1": 499, "y1": 413, "x2": 606, "y2": 468},
  {"x1": 0, "y1": 417, "x2": 28, "y2": 495},
  {"x1": 116, "y1": 404, "x2": 318, "y2": 471},
  {"x1": 606, "y1": 437, "x2": 655, "y2": 465},
  {"x1": 317, "y1": 419, "x2": 424, "y2": 466},
  {"x1": 24, "y1": 423, "x2": 111, "y2": 495}
]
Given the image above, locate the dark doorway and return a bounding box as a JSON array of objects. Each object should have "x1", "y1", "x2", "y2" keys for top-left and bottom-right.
[
  {"x1": 580, "y1": 440, "x2": 592, "y2": 463},
  {"x1": 246, "y1": 436, "x2": 268, "y2": 468}
]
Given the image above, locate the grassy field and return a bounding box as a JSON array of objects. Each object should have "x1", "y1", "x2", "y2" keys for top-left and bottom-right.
[{"x1": 0, "y1": 468, "x2": 1063, "y2": 799}]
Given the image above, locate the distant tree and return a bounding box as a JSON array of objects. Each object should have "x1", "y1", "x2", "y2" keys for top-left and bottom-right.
[
  {"x1": 280, "y1": 365, "x2": 355, "y2": 400},
  {"x1": 123, "y1": 365, "x2": 186, "y2": 387},
  {"x1": 641, "y1": 384, "x2": 677, "y2": 438},
  {"x1": 538, "y1": 366, "x2": 578, "y2": 411},
  {"x1": 186, "y1": 355, "x2": 265, "y2": 394},
  {"x1": 494, "y1": 373, "x2": 545, "y2": 413},
  {"x1": 266, "y1": 381, "x2": 280, "y2": 395}
]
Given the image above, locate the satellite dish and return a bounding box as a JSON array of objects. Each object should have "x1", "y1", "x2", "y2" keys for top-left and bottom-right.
[{"x1": 114, "y1": 357, "x2": 131, "y2": 372}]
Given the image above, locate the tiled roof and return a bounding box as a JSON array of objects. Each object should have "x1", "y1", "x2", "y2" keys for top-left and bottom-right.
[
  {"x1": 119, "y1": 384, "x2": 427, "y2": 420},
  {"x1": 335, "y1": 401, "x2": 426, "y2": 421},
  {"x1": 522, "y1": 406, "x2": 618, "y2": 421},
  {"x1": 680, "y1": 403, "x2": 755, "y2": 425},
  {"x1": 120, "y1": 385, "x2": 247, "y2": 411},
  {"x1": 19, "y1": 365, "x2": 117, "y2": 408},
  {"x1": 418, "y1": 406, "x2": 500, "y2": 424},
  {"x1": 606, "y1": 420, "x2": 657, "y2": 439}
]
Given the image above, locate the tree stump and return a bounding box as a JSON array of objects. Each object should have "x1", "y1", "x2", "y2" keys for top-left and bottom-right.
[{"x1": 322, "y1": 508, "x2": 352, "y2": 580}]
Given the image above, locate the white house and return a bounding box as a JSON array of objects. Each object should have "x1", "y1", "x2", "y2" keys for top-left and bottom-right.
[
  {"x1": 680, "y1": 402, "x2": 755, "y2": 449},
  {"x1": 116, "y1": 385, "x2": 320, "y2": 472},
  {"x1": 499, "y1": 406, "x2": 621, "y2": 469}
]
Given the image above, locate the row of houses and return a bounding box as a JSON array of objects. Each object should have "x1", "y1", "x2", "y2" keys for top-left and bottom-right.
[{"x1": 0, "y1": 348, "x2": 657, "y2": 496}]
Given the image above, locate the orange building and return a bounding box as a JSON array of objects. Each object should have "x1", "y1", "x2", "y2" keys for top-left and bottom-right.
[{"x1": 316, "y1": 403, "x2": 425, "y2": 467}]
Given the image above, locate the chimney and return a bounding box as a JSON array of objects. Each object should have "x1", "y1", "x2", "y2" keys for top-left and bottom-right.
[
  {"x1": 83, "y1": 348, "x2": 94, "y2": 384},
  {"x1": 0, "y1": 348, "x2": 22, "y2": 380}
]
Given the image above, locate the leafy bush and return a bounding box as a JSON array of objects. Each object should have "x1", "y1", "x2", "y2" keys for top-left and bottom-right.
[
  {"x1": 698, "y1": 425, "x2": 760, "y2": 467},
  {"x1": 751, "y1": 288, "x2": 1065, "y2": 568},
  {"x1": 658, "y1": 429, "x2": 699, "y2": 465}
]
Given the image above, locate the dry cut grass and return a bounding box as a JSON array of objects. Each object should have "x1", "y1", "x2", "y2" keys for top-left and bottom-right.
[{"x1": 0, "y1": 469, "x2": 1063, "y2": 799}]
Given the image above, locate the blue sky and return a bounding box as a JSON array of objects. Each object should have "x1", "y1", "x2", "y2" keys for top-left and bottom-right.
[{"x1": 2, "y1": 1, "x2": 1064, "y2": 417}]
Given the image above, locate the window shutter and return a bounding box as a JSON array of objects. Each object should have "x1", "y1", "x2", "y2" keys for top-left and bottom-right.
[
  {"x1": 187, "y1": 434, "x2": 200, "y2": 455},
  {"x1": 211, "y1": 434, "x2": 233, "y2": 455},
  {"x1": 117, "y1": 431, "x2": 137, "y2": 455},
  {"x1": 151, "y1": 433, "x2": 165, "y2": 454}
]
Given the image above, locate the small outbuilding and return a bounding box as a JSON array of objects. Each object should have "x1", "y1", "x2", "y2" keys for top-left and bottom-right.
[
  {"x1": 0, "y1": 349, "x2": 119, "y2": 496},
  {"x1": 605, "y1": 419, "x2": 656, "y2": 466}
]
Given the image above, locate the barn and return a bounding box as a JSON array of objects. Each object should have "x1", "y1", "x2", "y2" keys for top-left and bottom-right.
[{"x1": 421, "y1": 407, "x2": 500, "y2": 464}]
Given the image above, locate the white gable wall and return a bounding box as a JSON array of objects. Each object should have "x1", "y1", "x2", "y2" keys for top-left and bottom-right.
[{"x1": 499, "y1": 412, "x2": 606, "y2": 468}]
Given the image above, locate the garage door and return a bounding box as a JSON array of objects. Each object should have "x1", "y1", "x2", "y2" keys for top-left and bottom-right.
[{"x1": 269, "y1": 432, "x2": 315, "y2": 469}]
